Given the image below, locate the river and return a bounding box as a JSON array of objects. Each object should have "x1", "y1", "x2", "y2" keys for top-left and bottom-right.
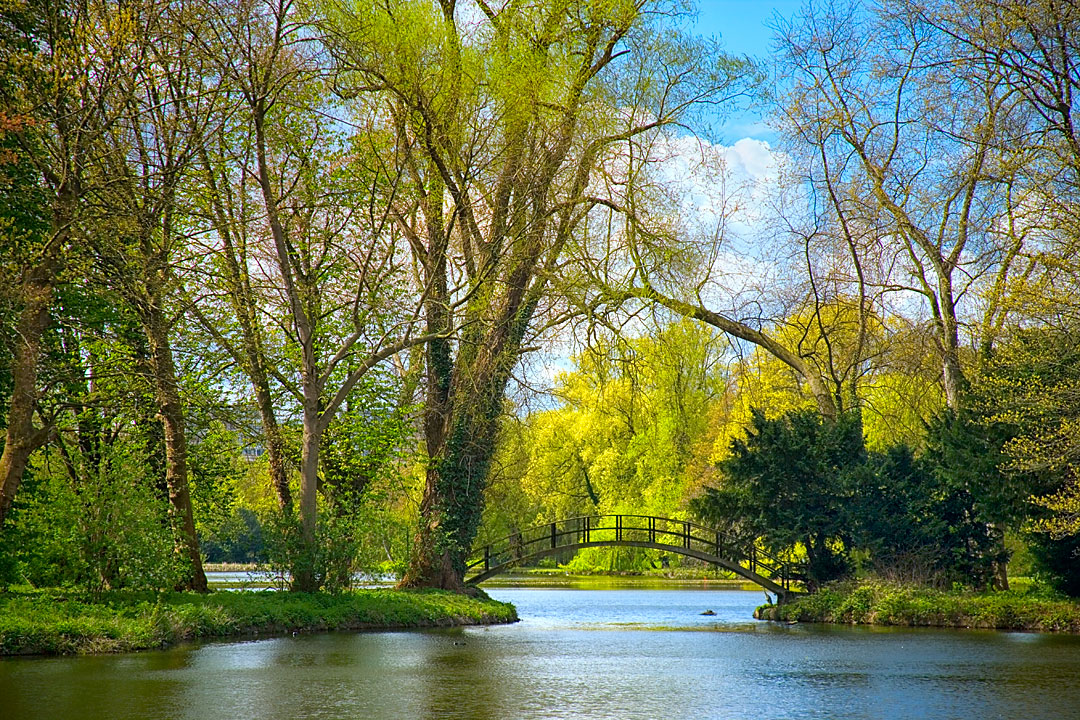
[{"x1": 3, "y1": 585, "x2": 1079, "y2": 719}]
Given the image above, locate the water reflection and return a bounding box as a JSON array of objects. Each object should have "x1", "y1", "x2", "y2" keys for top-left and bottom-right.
[{"x1": 2, "y1": 589, "x2": 1080, "y2": 720}]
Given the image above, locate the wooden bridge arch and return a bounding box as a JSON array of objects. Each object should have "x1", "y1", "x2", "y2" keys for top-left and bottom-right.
[{"x1": 465, "y1": 514, "x2": 798, "y2": 600}]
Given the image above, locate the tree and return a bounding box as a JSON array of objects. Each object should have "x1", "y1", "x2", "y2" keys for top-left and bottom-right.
[
  {"x1": 188, "y1": 0, "x2": 431, "y2": 590},
  {"x1": 971, "y1": 326, "x2": 1080, "y2": 594},
  {"x1": 0, "y1": 0, "x2": 94, "y2": 527},
  {"x1": 774, "y1": 0, "x2": 1030, "y2": 410},
  {"x1": 322, "y1": 0, "x2": 746, "y2": 589},
  {"x1": 73, "y1": 0, "x2": 221, "y2": 591},
  {"x1": 692, "y1": 409, "x2": 864, "y2": 589}
]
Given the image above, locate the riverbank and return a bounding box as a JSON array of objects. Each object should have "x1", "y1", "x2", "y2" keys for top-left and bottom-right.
[
  {"x1": 756, "y1": 581, "x2": 1080, "y2": 633},
  {"x1": 0, "y1": 588, "x2": 518, "y2": 656}
]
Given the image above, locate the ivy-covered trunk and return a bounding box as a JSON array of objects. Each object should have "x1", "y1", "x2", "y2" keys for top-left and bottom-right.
[
  {"x1": 400, "y1": 274, "x2": 533, "y2": 590},
  {"x1": 402, "y1": 375, "x2": 507, "y2": 590}
]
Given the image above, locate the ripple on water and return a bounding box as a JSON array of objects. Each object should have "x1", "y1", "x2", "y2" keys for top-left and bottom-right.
[{"x1": 2, "y1": 588, "x2": 1080, "y2": 720}]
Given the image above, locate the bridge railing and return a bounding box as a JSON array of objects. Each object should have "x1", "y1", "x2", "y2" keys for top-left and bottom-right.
[{"x1": 465, "y1": 514, "x2": 798, "y2": 590}]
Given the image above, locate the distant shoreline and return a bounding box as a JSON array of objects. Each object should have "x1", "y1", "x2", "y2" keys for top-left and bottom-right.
[{"x1": 202, "y1": 565, "x2": 780, "y2": 590}]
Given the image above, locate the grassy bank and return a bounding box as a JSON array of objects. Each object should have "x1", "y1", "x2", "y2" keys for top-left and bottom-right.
[
  {"x1": 0, "y1": 588, "x2": 518, "y2": 656},
  {"x1": 756, "y1": 581, "x2": 1080, "y2": 633}
]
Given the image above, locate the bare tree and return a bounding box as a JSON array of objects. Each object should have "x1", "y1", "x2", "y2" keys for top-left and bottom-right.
[{"x1": 774, "y1": 0, "x2": 1026, "y2": 410}]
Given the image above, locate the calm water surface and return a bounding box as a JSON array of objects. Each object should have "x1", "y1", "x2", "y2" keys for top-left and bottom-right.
[{"x1": 2, "y1": 587, "x2": 1079, "y2": 719}]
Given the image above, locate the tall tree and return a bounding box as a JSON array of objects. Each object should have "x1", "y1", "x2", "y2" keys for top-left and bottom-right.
[
  {"x1": 774, "y1": 0, "x2": 1027, "y2": 410},
  {"x1": 0, "y1": 0, "x2": 123, "y2": 527},
  {"x1": 189, "y1": 0, "x2": 431, "y2": 591},
  {"x1": 80, "y1": 0, "x2": 220, "y2": 591},
  {"x1": 324, "y1": 0, "x2": 745, "y2": 589}
]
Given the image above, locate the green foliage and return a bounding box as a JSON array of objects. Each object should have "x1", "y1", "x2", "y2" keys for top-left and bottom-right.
[
  {"x1": 0, "y1": 104, "x2": 51, "y2": 435},
  {"x1": 200, "y1": 508, "x2": 265, "y2": 565},
  {"x1": 855, "y1": 438, "x2": 1000, "y2": 588},
  {"x1": 849, "y1": 446, "x2": 949, "y2": 580},
  {"x1": 967, "y1": 328, "x2": 1080, "y2": 594},
  {"x1": 4, "y1": 0, "x2": 1079, "y2": 602},
  {"x1": 7, "y1": 443, "x2": 181, "y2": 595},
  {"x1": 261, "y1": 484, "x2": 403, "y2": 593},
  {"x1": 1026, "y1": 534, "x2": 1080, "y2": 597},
  {"x1": 693, "y1": 408, "x2": 864, "y2": 589},
  {"x1": 693, "y1": 407, "x2": 1020, "y2": 590},
  {"x1": 187, "y1": 421, "x2": 246, "y2": 538},
  {"x1": 481, "y1": 321, "x2": 728, "y2": 537},
  {"x1": 560, "y1": 546, "x2": 660, "y2": 574},
  {"x1": 320, "y1": 374, "x2": 412, "y2": 499}
]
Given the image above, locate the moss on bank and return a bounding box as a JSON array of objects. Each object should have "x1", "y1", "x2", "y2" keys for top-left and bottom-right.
[
  {"x1": 0, "y1": 588, "x2": 518, "y2": 656},
  {"x1": 757, "y1": 581, "x2": 1080, "y2": 633}
]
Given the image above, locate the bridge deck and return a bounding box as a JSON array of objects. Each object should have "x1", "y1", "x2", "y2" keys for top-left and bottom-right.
[{"x1": 465, "y1": 514, "x2": 800, "y2": 599}]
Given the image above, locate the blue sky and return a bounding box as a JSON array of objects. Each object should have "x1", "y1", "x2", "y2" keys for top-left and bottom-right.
[
  {"x1": 690, "y1": 1, "x2": 805, "y2": 142},
  {"x1": 693, "y1": 0, "x2": 803, "y2": 57}
]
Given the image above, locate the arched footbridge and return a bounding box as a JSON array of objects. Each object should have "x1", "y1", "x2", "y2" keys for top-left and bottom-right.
[{"x1": 466, "y1": 514, "x2": 800, "y2": 600}]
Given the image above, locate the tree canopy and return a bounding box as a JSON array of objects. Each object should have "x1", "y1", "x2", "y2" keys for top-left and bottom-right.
[{"x1": 1, "y1": 0, "x2": 1079, "y2": 597}]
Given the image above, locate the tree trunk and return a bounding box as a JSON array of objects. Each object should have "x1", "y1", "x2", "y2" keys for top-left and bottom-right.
[
  {"x1": 0, "y1": 253, "x2": 59, "y2": 528},
  {"x1": 399, "y1": 407, "x2": 502, "y2": 591},
  {"x1": 942, "y1": 350, "x2": 967, "y2": 412},
  {"x1": 253, "y1": 376, "x2": 292, "y2": 510},
  {"x1": 293, "y1": 393, "x2": 321, "y2": 592},
  {"x1": 145, "y1": 306, "x2": 207, "y2": 593},
  {"x1": 404, "y1": 469, "x2": 469, "y2": 592},
  {"x1": 991, "y1": 525, "x2": 1010, "y2": 591},
  {"x1": 399, "y1": 313, "x2": 520, "y2": 590}
]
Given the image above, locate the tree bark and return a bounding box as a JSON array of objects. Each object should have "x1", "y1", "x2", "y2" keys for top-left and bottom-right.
[
  {"x1": 260, "y1": 400, "x2": 293, "y2": 510},
  {"x1": 293, "y1": 391, "x2": 322, "y2": 592},
  {"x1": 400, "y1": 275, "x2": 534, "y2": 590},
  {"x1": 400, "y1": 383, "x2": 507, "y2": 591},
  {"x1": 0, "y1": 248, "x2": 60, "y2": 528},
  {"x1": 144, "y1": 304, "x2": 208, "y2": 593}
]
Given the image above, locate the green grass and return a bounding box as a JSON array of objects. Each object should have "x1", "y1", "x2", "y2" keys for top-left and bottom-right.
[
  {"x1": 757, "y1": 580, "x2": 1080, "y2": 633},
  {"x1": 0, "y1": 587, "x2": 518, "y2": 656}
]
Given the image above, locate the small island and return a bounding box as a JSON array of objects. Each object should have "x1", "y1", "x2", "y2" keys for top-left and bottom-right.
[
  {"x1": 0, "y1": 588, "x2": 517, "y2": 656},
  {"x1": 755, "y1": 581, "x2": 1080, "y2": 634}
]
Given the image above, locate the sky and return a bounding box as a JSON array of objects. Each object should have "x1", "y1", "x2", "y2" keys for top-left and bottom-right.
[
  {"x1": 527, "y1": 2, "x2": 812, "y2": 393},
  {"x1": 693, "y1": 0, "x2": 806, "y2": 143},
  {"x1": 694, "y1": 0, "x2": 804, "y2": 56}
]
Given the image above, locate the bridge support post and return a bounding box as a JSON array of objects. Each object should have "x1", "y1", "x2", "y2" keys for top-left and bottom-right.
[
  {"x1": 683, "y1": 521, "x2": 690, "y2": 549},
  {"x1": 649, "y1": 517, "x2": 656, "y2": 543},
  {"x1": 550, "y1": 522, "x2": 557, "y2": 549},
  {"x1": 616, "y1": 515, "x2": 622, "y2": 541},
  {"x1": 484, "y1": 546, "x2": 490, "y2": 572}
]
